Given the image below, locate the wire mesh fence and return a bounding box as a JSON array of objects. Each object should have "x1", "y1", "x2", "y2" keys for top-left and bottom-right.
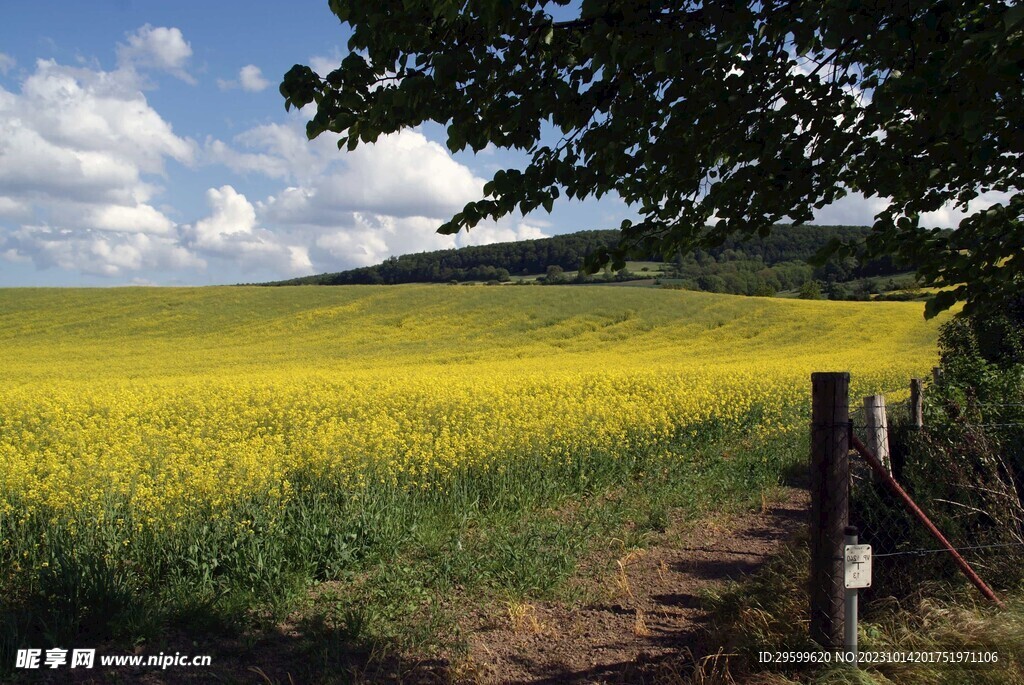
[
  {"x1": 846, "y1": 388, "x2": 1024, "y2": 617},
  {"x1": 808, "y1": 373, "x2": 1024, "y2": 650}
]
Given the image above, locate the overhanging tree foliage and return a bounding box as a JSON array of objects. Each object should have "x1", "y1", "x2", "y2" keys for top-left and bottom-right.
[{"x1": 281, "y1": 0, "x2": 1023, "y2": 317}]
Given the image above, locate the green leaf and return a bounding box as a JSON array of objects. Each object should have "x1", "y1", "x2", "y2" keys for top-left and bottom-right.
[
  {"x1": 436, "y1": 217, "x2": 463, "y2": 235},
  {"x1": 925, "y1": 290, "x2": 958, "y2": 319},
  {"x1": 447, "y1": 124, "x2": 466, "y2": 152}
]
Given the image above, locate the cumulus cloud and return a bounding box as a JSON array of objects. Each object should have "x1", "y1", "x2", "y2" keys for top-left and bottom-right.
[
  {"x1": 3, "y1": 225, "x2": 203, "y2": 277},
  {"x1": 206, "y1": 122, "x2": 336, "y2": 182},
  {"x1": 183, "y1": 185, "x2": 312, "y2": 275},
  {"x1": 311, "y1": 215, "x2": 457, "y2": 268},
  {"x1": 204, "y1": 138, "x2": 291, "y2": 180},
  {"x1": 303, "y1": 214, "x2": 549, "y2": 272},
  {"x1": 2, "y1": 31, "x2": 553, "y2": 283},
  {"x1": 811, "y1": 191, "x2": 891, "y2": 226},
  {"x1": 0, "y1": 196, "x2": 30, "y2": 220},
  {"x1": 0, "y1": 53, "x2": 14, "y2": 75},
  {"x1": 192, "y1": 185, "x2": 259, "y2": 247},
  {"x1": 462, "y1": 221, "x2": 548, "y2": 246},
  {"x1": 334, "y1": 133, "x2": 484, "y2": 217},
  {"x1": 0, "y1": 57, "x2": 201, "y2": 277},
  {"x1": 88, "y1": 203, "x2": 175, "y2": 235},
  {"x1": 206, "y1": 114, "x2": 555, "y2": 273},
  {"x1": 217, "y1": 64, "x2": 270, "y2": 92},
  {"x1": 238, "y1": 65, "x2": 269, "y2": 92},
  {"x1": 919, "y1": 189, "x2": 1012, "y2": 229},
  {"x1": 314, "y1": 224, "x2": 394, "y2": 267},
  {"x1": 0, "y1": 59, "x2": 195, "y2": 199},
  {"x1": 810, "y1": 187, "x2": 1013, "y2": 230},
  {"x1": 308, "y1": 53, "x2": 341, "y2": 78},
  {"x1": 299, "y1": 213, "x2": 548, "y2": 270},
  {"x1": 244, "y1": 128, "x2": 485, "y2": 223},
  {"x1": 117, "y1": 25, "x2": 195, "y2": 83}
]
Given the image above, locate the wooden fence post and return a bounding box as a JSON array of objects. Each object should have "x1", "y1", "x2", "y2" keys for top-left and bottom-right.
[
  {"x1": 810, "y1": 372, "x2": 849, "y2": 650},
  {"x1": 863, "y1": 394, "x2": 891, "y2": 481},
  {"x1": 932, "y1": 366, "x2": 943, "y2": 384},
  {"x1": 910, "y1": 378, "x2": 924, "y2": 430}
]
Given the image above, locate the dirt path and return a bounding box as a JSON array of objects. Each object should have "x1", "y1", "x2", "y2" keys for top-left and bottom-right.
[{"x1": 460, "y1": 488, "x2": 809, "y2": 684}]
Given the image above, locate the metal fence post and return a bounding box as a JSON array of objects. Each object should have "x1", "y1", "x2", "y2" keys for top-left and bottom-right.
[
  {"x1": 844, "y1": 526, "x2": 859, "y2": 666},
  {"x1": 810, "y1": 372, "x2": 850, "y2": 650}
]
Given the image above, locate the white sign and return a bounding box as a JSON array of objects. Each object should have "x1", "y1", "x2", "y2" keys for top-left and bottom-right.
[{"x1": 844, "y1": 544, "x2": 872, "y2": 588}]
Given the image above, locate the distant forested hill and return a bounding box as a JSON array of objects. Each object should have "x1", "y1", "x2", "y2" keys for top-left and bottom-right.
[
  {"x1": 269, "y1": 230, "x2": 620, "y2": 285},
  {"x1": 265, "y1": 225, "x2": 915, "y2": 297}
]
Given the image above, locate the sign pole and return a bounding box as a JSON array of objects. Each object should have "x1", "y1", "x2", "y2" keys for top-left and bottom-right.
[{"x1": 844, "y1": 525, "x2": 859, "y2": 666}]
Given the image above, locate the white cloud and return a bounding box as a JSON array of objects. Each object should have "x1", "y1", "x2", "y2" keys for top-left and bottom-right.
[
  {"x1": 302, "y1": 212, "x2": 549, "y2": 272},
  {"x1": 206, "y1": 122, "x2": 337, "y2": 183},
  {"x1": 2, "y1": 32, "x2": 554, "y2": 284},
  {"x1": 0, "y1": 53, "x2": 15, "y2": 75},
  {"x1": 919, "y1": 189, "x2": 1012, "y2": 229},
  {"x1": 2, "y1": 248, "x2": 30, "y2": 263},
  {"x1": 309, "y1": 53, "x2": 341, "y2": 78},
  {"x1": 0, "y1": 196, "x2": 30, "y2": 219},
  {"x1": 184, "y1": 185, "x2": 311, "y2": 275},
  {"x1": 337, "y1": 132, "x2": 485, "y2": 217},
  {"x1": 250, "y1": 128, "x2": 485, "y2": 224},
  {"x1": 459, "y1": 221, "x2": 548, "y2": 246},
  {"x1": 286, "y1": 245, "x2": 313, "y2": 273},
  {"x1": 2, "y1": 225, "x2": 203, "y2": 277},
  {"x1": 0, "y1": 57, "x2": 200, "y2": 277},
  {"x1": 208, "y1": 114, "x2": 553, "y2": 273},
  {"x1": 204, "y1": 137, "x2": 291, "y2": 179},
  {"x1": 239, "y1": 65, "x2": 269, "y2": 92},
  {"x1": 811, "y1": 187, "x2": 1013, "y2": 230},
  {"x1": 217, "y1": 64, "x2": 271, "y2": 93},
  {"x1": 89, "y1": 203, "x2": 175, "y2": 235},
  {"x1": 116, "y1": 25, "x2": 194, "y2": 83},
  {"x1": 311, "y1": 214, "x2": 458, "y2": 268},
  {"x1": 192, "y1": 185, "x2": 258, "y2": 246},
  {"x1": 811, "y1": 191, "x2": 891, "y2": 225},
  {"x1": 0, "y1": 60, "x2": 195, "y2": 200},
  {"x1": 314, "y1": 225, "x2": 393, "y2": 267}
]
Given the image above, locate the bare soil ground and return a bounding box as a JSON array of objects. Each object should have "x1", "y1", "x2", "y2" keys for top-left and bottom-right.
[{"x1": 458, "y1": 487, "x2": 809, "y2": 685}]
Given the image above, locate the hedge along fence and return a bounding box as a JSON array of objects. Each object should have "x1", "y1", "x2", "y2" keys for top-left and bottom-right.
[{"x1": 808, "y1": 372, "x2": 1018, "y2": 655}]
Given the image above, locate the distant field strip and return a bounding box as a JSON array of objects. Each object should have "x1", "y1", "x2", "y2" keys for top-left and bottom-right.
[{"x1": 0, "y1": 285, "x2": 943, "y2": 524}]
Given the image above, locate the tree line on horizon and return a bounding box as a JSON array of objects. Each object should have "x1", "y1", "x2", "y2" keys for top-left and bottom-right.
[{"x1": 264, "y1": 224, "x2": 917, "y2": 298}]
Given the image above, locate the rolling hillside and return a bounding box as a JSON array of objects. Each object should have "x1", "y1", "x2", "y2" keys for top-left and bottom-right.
[{"x1": 0, "y1": 285, "x2": 940, "y2": 384}]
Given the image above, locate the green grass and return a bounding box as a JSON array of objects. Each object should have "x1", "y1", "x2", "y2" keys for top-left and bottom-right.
[{"x1": 695, "y1": 539, "x2": 1024, "y2": 685}]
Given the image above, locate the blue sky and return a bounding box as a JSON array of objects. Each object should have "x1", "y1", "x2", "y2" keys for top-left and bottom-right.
[{"x1": 0, "y1": 2, "x2": 976, "y2": 286}]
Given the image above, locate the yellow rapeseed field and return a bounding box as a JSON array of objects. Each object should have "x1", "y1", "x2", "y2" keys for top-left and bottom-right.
[
  {"x1": 0, "y1": 285, "x2": 941, "y2": 528},
  {"x1": 0, "y1": 284, "x2": 947, "y2": 639}
]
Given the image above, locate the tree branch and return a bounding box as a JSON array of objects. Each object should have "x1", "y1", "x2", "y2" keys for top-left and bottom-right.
[{"x1": 551, "y1": 8, "x2": 704, "y2": 31}]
